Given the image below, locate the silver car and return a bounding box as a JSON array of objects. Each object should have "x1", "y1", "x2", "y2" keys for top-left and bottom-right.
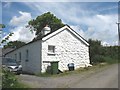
[{"x1": 2, "y1": 57, "x2": 22, "y2": 75}]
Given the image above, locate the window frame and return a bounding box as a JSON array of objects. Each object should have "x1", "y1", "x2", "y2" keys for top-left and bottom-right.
[
  {"x1": 25, "y1": 49, "x2": 29, "y2": 62},
  {"x1": 15, "y1": 54, "x2": 17, "y2": 61},
  {"x1": 48, "y1": 45, "x2": 55, "y2": 55},
  {"x1": 19, "y1": 52, "x2": 21, "y2": 61}
]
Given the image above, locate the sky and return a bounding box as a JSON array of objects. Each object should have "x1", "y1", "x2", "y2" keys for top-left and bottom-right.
[{"x1": 1, "y1": 1, "x2": 119, "y2": 46}]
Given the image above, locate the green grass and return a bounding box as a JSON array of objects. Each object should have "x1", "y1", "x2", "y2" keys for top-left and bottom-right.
[
  {"x1": 55, "y1": 63, "x2": 108, "y2": 77},
  {"x1": 2, "y1": 67, "x2": 30, "y2": 89},
  {"x1": 2, "y1": 78, "x2": 30, "y2": 89},
  {"x1": 36, "y1": 63, "x2": 108, "y2": 77},
  {"x1": 16, "y1": 83, "x2": 30, "y2": 88},
  {"x1": 103, "y1": 56, "x2": 118, "y2": 64},
  {"x1": 36, "y1": 57, "x2": 118, "y2": 77},
  {"x1": 6, "y1": 81, "x2": 29, "y2": 88}
]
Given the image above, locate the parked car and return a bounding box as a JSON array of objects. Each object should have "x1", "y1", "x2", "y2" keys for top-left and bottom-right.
[{"x1": 2, "y1": 57, "x2": 22, "y2": 75}]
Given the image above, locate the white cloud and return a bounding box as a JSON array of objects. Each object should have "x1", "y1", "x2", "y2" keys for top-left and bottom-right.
[
  {"x1": 101, "y1": 41, "x2": 110, "y2": 46},
  {"x1": 4, "y1": 11, "x2": 36, "y2": 43},
  {"x1": 2, "y1": 0, "x2": 118, "y2": 2},
  {"x1": 66, "y1": 13, "x2": 117, "y2": 46},
  {"x1": 4, "y1": 2, "x2": 118, "y2": 45},
  {"x1": 70, "y1": 25, "x2": 85, "y2": 38},
  {"x1": 85, "y1": 14, "x2": 118, "y2": 45},
  {"x1": 9, "y1": 25, "x2": 35, "y2": 42},
  {"x1": 24, "y1": 2, "x2": 118, "y2": 45},
  {"x1": 9, "y1": 11, "x2": 32, "y2": 26},
  {"x1": 97, "y1": 5, "x2": 118, "y2": 12},
  {"x1": 68, "y1": 14, "x2": 118, "y2": 45},
  {"x1": 71, "y1": 14, "x2": 118, "y2": 46}
]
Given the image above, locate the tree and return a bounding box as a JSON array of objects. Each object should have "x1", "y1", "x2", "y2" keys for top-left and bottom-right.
[
  {"x1": 88, "y1": 39, "x2": 120, "y2": 64},
  {"x1": 27, "y1": 12, "x2": 65, "y2": 38},
  {"x1": 88, "y1": 39, "x2": 104, "y2": 64},
  {"x1": 0, "y1": 24, "x2": 5, "y2": 45},
  {"x1": 3, "y1": 41, "x2": 26, "y2": 49},
  {"x1": 0, "y1": 24, "x2": 14, "y2": 44}
]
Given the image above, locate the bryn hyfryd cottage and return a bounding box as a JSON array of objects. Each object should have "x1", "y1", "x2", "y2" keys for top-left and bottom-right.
[{"x1": 5, "y1": 25, "x2": 91, "y2": 74}]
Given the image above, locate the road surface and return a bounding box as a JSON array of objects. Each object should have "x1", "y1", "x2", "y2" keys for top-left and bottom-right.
[{"x1": 18, "y1": 64, "x2": 118, "y2": 88}]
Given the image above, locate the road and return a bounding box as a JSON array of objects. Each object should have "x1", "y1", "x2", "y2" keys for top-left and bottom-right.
[{"x1": 18, "y1": 64, "x2": 118, "y2": 88}]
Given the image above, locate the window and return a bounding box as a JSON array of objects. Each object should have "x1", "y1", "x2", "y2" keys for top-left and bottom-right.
[
  {"x1": 15, "y1": 54, "x2": 17, "y2": 60},
  {"x1": 48, "y1": 45, "x2": 55, "y2": 53},
  {"x1": 26, "y1": 49, "x2": 29, "y2": 61},
  {"x1": 19, "y1": 52, "x2": 21, "y2": 61}
]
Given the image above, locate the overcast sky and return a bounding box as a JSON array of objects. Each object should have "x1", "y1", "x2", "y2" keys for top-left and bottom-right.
[{"x1": 1, "y1": 1, "x2": 119, "y2": 46}]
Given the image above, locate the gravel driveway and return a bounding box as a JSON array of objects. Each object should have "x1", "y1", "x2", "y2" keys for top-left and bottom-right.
[{"x1": 18, "y1": 64, "x2": 118, "y2": 88}]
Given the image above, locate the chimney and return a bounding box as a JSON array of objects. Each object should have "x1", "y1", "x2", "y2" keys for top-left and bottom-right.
[{"x1": 42, "y1": 25, "x2": 51, "y2": 36}]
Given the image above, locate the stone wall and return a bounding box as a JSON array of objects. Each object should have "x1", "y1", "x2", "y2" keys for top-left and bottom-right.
[{"x1": 41, "y1": 29, "x2": 90, "y2": 72}]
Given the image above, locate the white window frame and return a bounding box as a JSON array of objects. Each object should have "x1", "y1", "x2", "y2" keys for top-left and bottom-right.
[{"x1": 48, "y1": 45, "x2": 55, "y2": 55}]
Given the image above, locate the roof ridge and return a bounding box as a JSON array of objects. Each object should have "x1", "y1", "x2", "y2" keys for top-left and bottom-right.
[{"x1": 4, "y1": 25, "x2": 89, "y2": 55}]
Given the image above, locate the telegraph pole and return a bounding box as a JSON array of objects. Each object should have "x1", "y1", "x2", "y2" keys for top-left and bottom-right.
[{"x1": 116, "y1": 22, "x2": 120, "y2": 46}]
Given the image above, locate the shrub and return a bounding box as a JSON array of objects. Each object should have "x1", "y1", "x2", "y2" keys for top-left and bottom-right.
[
  {"x1": 103, "y1": 56, "x2": 118, "y2": 64},
  {"x1": 2, "y1": 67, "x2": 29, "y2": 88},
  {"x1": 2, "y1": 67, "x2": 18, "y2": 88},
  {"x1": 91, "y1": 55, "x2": 105, "y2": 64}
]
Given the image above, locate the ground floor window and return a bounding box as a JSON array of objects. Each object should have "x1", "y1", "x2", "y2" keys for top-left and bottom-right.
[
  {"x1": 26, "y1": 49, "x2": 29, "y2": 61},
  {"x1": 19, "y1": 52, "x2": 21, "y2": 62},
  {"x1": 15, "y1": 54, "x2": 17, "y2": 60}
]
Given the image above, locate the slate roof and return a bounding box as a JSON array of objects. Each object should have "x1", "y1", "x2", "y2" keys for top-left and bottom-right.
[{"x1": 2, "y1": 48, "x2": 14, "y2": 56}]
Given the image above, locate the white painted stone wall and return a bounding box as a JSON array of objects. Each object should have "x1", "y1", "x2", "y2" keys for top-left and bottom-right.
[
  {"x1": 5, "y1": 28, "x2": 90, "y2": 74},
  {"x1": 5, "y1": 40, "x2": 41, "y2": 74},
  {"x1": 41, "y1": 29, "x2": 90, "y2": 72}
]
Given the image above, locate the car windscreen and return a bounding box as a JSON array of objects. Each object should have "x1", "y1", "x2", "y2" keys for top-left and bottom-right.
[
  {"x1": 7, "y1": 62, "x2": 17, "y2": 66},
  {"x1": 2, "y1": 58, "x2": 16, "y2": 65}
]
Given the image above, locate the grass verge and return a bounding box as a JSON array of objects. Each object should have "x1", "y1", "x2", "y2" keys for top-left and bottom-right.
[{"x1": 36, "y1": 62, "x2": 109, "y2": 77}]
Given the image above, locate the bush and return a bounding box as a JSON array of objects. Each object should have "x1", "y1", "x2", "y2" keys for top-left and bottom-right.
[
  {"x1": 2, "y1": 67, "x2": 29, "y2": 88},
  {"x1": 91, "y1": 55, "x2": 105, "y2": 64},
  {"x1": 2, "y1": 67, "x2": 18, "y2": 88},
  {"x1": 88, "y1": 39, "x2": 119, "y2": 64},
  {"x1": 103, "y1": 56, "x2": 118, "y2": 64}
]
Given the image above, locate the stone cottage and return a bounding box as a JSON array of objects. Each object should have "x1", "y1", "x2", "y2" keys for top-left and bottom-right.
[{"x1": 5, "y1": 25, "x2": 91, "y2": 74}]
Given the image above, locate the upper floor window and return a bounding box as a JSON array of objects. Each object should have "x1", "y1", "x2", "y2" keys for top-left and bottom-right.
[{"x1": 48, "y1": 45, "x2": 55, "y2": 53}]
